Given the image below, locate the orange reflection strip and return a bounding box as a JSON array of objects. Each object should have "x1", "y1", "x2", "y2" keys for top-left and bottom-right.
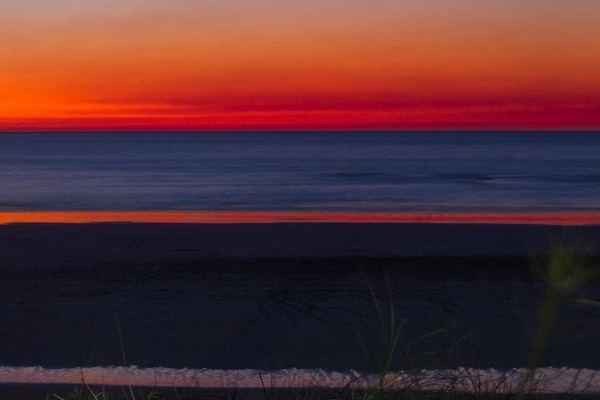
[{"x1": 1, "y1": 211, "x2": 600, "y2": 225}]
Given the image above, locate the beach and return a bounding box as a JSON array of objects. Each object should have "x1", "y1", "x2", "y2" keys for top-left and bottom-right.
[
  {"x1": 2, "y1": 221, "x2": 600, "y2": 375},
  {"x1": 3, "y1": 0, "x2": 600, "y2": 394}
]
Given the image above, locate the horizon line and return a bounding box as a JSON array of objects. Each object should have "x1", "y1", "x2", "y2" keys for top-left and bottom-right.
[{"x1": 1, "y1": 129, "x2": 600, "y2": 134}]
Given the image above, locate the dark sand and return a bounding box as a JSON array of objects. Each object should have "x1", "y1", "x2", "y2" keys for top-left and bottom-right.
[
  {"x1": 3, "y1": 221, "x2": 600, "y2": 263},
  {"x1": 1, "y1": 222, "x2": 600, "y2": 373}
]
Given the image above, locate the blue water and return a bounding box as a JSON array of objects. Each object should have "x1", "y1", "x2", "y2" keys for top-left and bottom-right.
[{"x1": 1, "y1": 131, "x2": 599, "y2": 212}]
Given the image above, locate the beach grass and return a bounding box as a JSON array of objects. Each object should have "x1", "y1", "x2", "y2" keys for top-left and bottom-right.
[
  {"x1": 11, "y1": 243, "x2": 594, "y2": 400},
  {"x1": 43, "y1": 381, "x2": 600, "y2": 400},
  {"x1": 49, "y1": 385, "x2": 173, "y2": 400}
]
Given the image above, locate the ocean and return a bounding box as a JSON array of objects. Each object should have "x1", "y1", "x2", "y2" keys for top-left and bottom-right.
[
  {"x1": 1, "y1": 131, "x2": 600, "y2": 213},
  {"x1": 3, "y1": 131, "x2": 600, "y2": 394}
]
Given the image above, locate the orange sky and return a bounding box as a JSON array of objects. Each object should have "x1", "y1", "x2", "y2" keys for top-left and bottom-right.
[{"x1": 2, "y1": 0, "x2": 600, "y2": 131}]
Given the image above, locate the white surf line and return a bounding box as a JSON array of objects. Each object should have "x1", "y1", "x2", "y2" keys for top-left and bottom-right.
[{"x1": 1, "y1": 367, "x2": 600, "y2": 394}]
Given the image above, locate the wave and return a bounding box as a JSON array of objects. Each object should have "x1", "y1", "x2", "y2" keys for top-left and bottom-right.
[{"x1": 1, "y1": 366, "x2": 599, "y2": 394}]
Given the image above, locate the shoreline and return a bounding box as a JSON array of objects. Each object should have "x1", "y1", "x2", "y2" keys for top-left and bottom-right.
[{"x1": 2, "y1": 210, "x2": 600, "y2": 225}]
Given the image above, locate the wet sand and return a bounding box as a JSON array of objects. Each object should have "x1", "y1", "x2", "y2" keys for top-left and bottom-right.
[
  {"x1": 2, "y1": 221, "x2": 600, "y2": 264},
  {"x1": 2, "y1": 210, "x2": 600, "y2": 225},
  {"x1": 1, "y1": 222, "x2": 600, "y2": 374}
]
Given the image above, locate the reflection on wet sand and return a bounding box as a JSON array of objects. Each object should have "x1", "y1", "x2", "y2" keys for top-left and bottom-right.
[{"x1": 2, "y1": 210, "x2": 600, "y2": 225}]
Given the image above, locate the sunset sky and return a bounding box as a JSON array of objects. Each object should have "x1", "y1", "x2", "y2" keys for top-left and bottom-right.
[{"x1": 2, "y1": 0, "x2": 600, "y2": 131}]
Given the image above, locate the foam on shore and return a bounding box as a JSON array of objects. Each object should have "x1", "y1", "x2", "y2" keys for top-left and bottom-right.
[{"x1": 0, "y1": 366, "x2": 599, "y2": 394}]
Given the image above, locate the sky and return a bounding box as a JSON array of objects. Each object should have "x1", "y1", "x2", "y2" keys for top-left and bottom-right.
[{"x1": 1, "y1": 0, "x2": 600, "y2": 131}]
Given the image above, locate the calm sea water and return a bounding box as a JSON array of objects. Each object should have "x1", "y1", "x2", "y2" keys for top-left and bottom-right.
[{"x1": 1, "y1": 131, "x2": 599, "y2": 212}]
